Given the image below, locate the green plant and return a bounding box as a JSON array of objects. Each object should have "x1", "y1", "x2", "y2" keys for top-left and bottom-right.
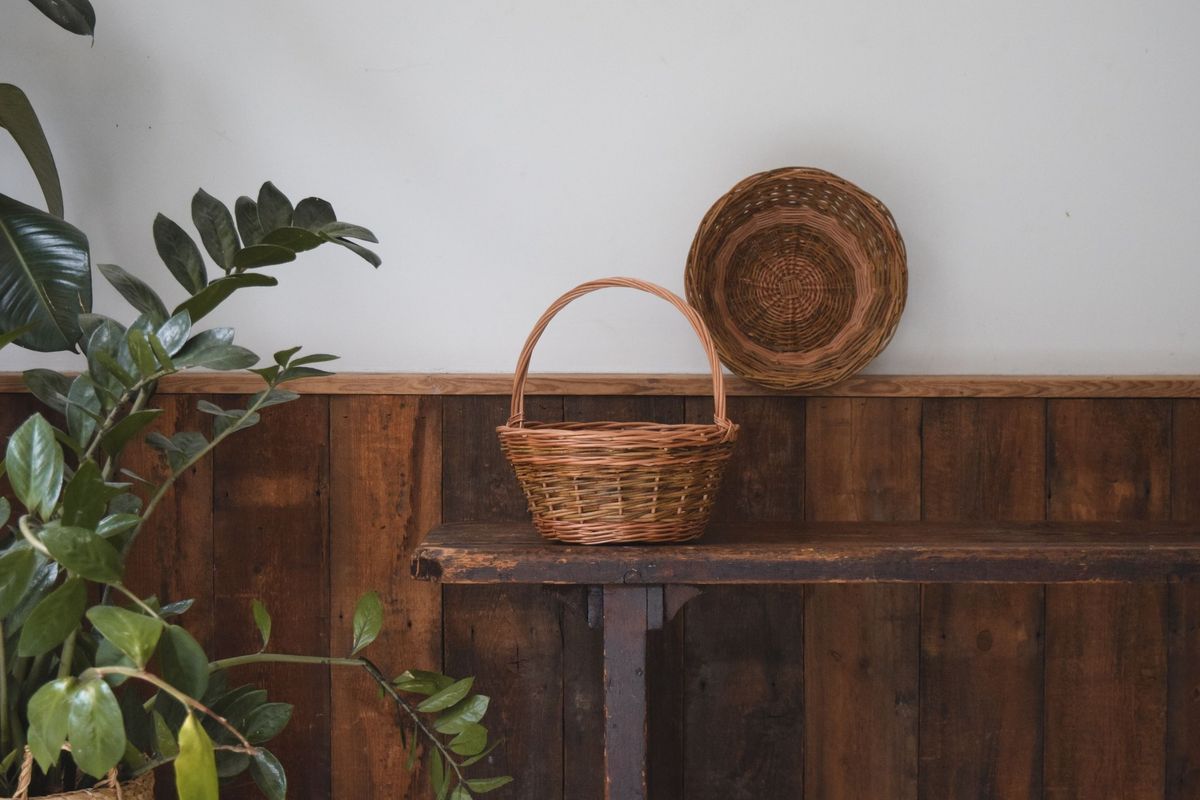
[{"x1": 0, "y1": 5, "x2": 510, "y2": 800}]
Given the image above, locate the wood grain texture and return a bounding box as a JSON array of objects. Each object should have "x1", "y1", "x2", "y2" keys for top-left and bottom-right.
[
  {"x1": 1044, "y1": 399, "x2": 1170, "y2": 800},
  {"x1": 121, "y1": 395, "x2": 216, "y2": 650},
  {"x1": 1170, "y1": 399, "x2": 1200, "y2": 798},
  {"x1": 804, "y1": 398, "x2": 921, "y2": 800},
  {"x1": 563, "y1": 397, "x2": 686, "y2": 800},
  {"x1": 212, "y1": 395, "x2": 331, "y2": 799},
  {"x1": 682, "y1": 396, "x2": 806, "y2": 799},
  {"x1": 441, "y1": 395, "x2": 565, "y2": 800},
  {"x1": 920, "y1": 399, "x2": 1044, "y2": 799},
  {"x1": 602, "y1": 586, "x2": 649, "y2": 800},
  {"x1": 5, "y1": 372, "x2": 1200, "y2": 398},
  {"x1": 329, "y1": 396, "x2": 442, "y2": 799}
]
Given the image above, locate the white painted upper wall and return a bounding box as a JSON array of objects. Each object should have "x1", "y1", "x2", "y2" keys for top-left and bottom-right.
[{"x1": 1, "y1": 0, "x2": 1197, "y2": 374}]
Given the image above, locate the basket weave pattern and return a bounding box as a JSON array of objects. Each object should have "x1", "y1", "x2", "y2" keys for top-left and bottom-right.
[
  {"x1": 686, "y1": 167, "x2": 907, "y2": 390},
  {"x1": 498, "y1": 278, "x2": 737, "y2": 544},
  {"x1": 8, "y1": 750, "x2": 154, "y2": 800}
]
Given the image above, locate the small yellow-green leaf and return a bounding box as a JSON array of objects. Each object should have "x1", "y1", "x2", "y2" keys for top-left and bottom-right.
[
  {"x1": 251, "y1": 598, "x2": 271, "y2": 650},
  {"x1": 466, "y1": 776, "x2": 513, "y2": 794},
  {"x1": 350, "y1": 590, "x2": 382, "y2": 655},
  {"x1": 175, "y1": 714, "x2": 218, "y2": 800},
  {"x1": 418, "y1": 677, "x2": 474, "y2": 713}
]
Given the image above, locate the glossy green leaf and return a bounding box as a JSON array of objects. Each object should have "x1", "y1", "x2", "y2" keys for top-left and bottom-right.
[
  {"x1": 327, "y1": 234, "x2": 381, "y2": 268},
  {"x1": 430, "y1": 748, "x2": 448, "y2": 799},
  {"x1": 161, "y1": 597, "x2": 195, "y2": 617},
  {"x1": 249, "y1": 749, "x2": 287, "y2": 800},
  {"x1": 98, "y1": 263, "x2": 168, "y2": 322},
  {"x1": 460, "y1": 738, "x2": 504, "y2": 768},
  {"x1": 174, "y1": 273, "x2": 277, "y2": 323},
  {"x1": 320, "y1": 221, "x2": 379, "y2": 243},
  {"x1": 449, "y1": 788, "x2": 472, "y2": 800},
  {"x1": 234, "y1": 196, "x2": 264, "y2": 246},
  {"x1": 156, "y1": 310, "x2": 192, "y2": 355},
  {"x1": 100, "y1": 408, "x2": 163, "y2": 456},
  {"x1": 393, "y1": 669, "x2": 455, "y2": 696},
  {"x1": 290, "y1": 352, "x2": 339, "y2": 367},
  {"x1": 293, "y1": 197, "x2": 336, "y2": 231},
  {"x1": 23, "y1": 0, "x2": 96, "y2": 36},
  {"x1": 214, "y1": 688, "x2": 266, "y2": 730},
  {"x1": 87, "y1": 605, "x2": 163, "y2": 667},
  {"x1": 6, "y1": 558, "x2": 57, "y2": 630},
  {"x1": 0, "y1": 83, "x2": 64, "y2": 216},
  {"x1": 175, "y1": 714, "x2": 218, "y2": 800},
  {"x1": 191, "y1": 189, "x2": 240, "y2": 272},
  {"x1": 153, "y1": 709, "x2": 179, "y2": 758},
  {"x1": 160, "y1": 624, "x2": 210, "y2": 698},
  {"x1": 243, "y1": 702, "x2": 292, "y2": 744},
  {"x1": 418, "y1": 677, "x2": 474, "y2": 713},
  {"x1": 0, "y1": 545, "x2": 37, "y2": 617},
  {"x1": 350, "y1": 590, "x2": 382, "y2": 655},
  {"x1": 27, "y1": 677, "x2": 75, "y2": 771},
  {"x1": 153, "y1": 214, "x2": 207, "y2": 294},
  {"x1": 256, "y1": 182, "x2": 293, "y2": 231},
  {"x1": 261, "y1": 226, "x2": 323, "y2": 253},
  {"x1": 273, "y1": 345, "x2": 301, "y2": 365},
  {"x1": 67, "y1": 677, "x2": 126, "y2": 778},
  {"x1": 215, "y1": 749, "x2": 250, "y2": 778},
  {"x1": 62, "y1": 460, "x2": 121, "y2": 528},
  {"x1": 449, "y1": 723, "x2": 487, "y2": 756},
  {"x1": 466, "y1": 777, "x2": 513, "y2": 794},
  {"x1": 41, "y1": 524, "x2": 123, "y2": 583},
  {"x1": 96, "y1": 512, "x2": 139, "y2": 539},
  {"x1": 252, "y1": 598, "x2": 271, "y2": 649},
  {"x1": 23, "y1": 367, "x2": 70, "y2": 413},
  {"x1": 146, "y1": 430, "x2": 208, "y2": 473},
  {"x1": 231, "y1": 243, "x2": 296, "y2": 270},
  {"x1": 173, "y1": 327, "x2": 232, "y2": 361},
  {"x1": 0, "y1": 193, "x2": 91, "y2": 351},
  {"x1": 65, "y1": 374, "x2": 101, "y2": 446},
  {"x1": 0, "y1": 321, "x2": 38, "y2": 350},
  {"x1": 126, "y1": 327, "x2": 158, "y2": 377},
  {"x1": 435, "y1": 694, "x2": 490, "y2": 735},
  {"x1": 7, "y1": 412, "x2": 64, "y2": 518},
  {"x1": 250, "y1": 388, "x2": 299, "y2": 410}
]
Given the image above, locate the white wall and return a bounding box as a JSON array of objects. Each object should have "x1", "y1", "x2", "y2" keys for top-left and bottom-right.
[{"x1": 1, "y1": 0, "x2": 1197, "y2": 375}]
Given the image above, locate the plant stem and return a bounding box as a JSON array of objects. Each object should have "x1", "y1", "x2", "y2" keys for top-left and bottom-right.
[
  {"x1": 100, "y1": 386, "x2": 150, "y2": 482},
  {"x1": 57, "y1": 629, "x2": 77, "y2": 679},
  {"x1": 111, "y1": 584, "x2": 164, "y2": 620},
  {"x1": 209, "y1": 652, "x2": 469, "y2": 785},
  {"x1": 84, "y1": 667, "x2": 255, "y2": 753}
]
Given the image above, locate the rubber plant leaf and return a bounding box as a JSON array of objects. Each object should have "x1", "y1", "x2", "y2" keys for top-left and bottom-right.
[
  {"x1": 0, "y1": 193, "x2": 91, "y2": 351},
  {"x1": 0, "y1": 83, "x2": 63, "y2": 217},
  {"x1": 23, "y1": 0, "x2": 96, "y2": 36}
]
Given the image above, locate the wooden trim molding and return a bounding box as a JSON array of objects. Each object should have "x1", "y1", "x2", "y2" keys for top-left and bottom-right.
[{"x1": 1, "y1": 372, "x2": 1199, "y2": 398}]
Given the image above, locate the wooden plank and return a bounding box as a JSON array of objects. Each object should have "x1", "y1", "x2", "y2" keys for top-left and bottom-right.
[
  {"x1": 413, "y1": 520, "x2": 1200, "y2": 584},
  {"x1": 1169, "y1": 399, "x2": 1200, "y2": 798},
  {"x1": 920, "y1": 399, "x2": 1044, "y2": 799},
  {"x1": 329, "y1": 396, "x2": 442, "y2": 799},
  {"x1": 804, "y1": 398, "x2": 921, "y2": 800},
  {"x1": 562, "y1": 397, "x2": 686, "y2": 800},
  {"x1": 120, "y1": 394, "x2": 216, "y2": 650},
  {"x1": 441, "y1": 394, "x2": 564, "y2": 800},
  {"x1": 682, "y1": 396, "x2": 805, "y2": 799},
  {"x1": 1044, "y1": 399, "x2": 1170, "y2": 799},
  {"x1": 212, "y1": 395, "x2": 331, "y2": 799},
  {"x1": 602, "y1": 586, "x2": 649, "y2": 800},
  {"x1": 3, "y1": 371, "x2": 1200, "y2": 398}
]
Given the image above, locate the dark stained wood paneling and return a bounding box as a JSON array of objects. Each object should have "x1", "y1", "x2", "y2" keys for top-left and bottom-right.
[
  {"x1": 330, "y1": 396, "x2": 442, "y2": 799},
  {"x1": 121, "y1": 394, "x2": 215, "y2": 649},
  {"x1": 681, "y1": 396, "x2": 805, "y2": 799},
  {"x1": 563, "y1": 397, "x2": 686, "y2": 800},
  {"x1": 1170, "y1": 400, "x2": 1200, "y2": 798},
  {"x1": 1045, "y1": 399, "x2": 1170, "y2": 799},
  {"x1": 920, "y1": 399, "x2": 1044, "y2": 799},
  {"x1": 804, "y1": 398, "x2": 921, "y2": 800},
  {"x1": 212, "y1": 395, "x2": 331, "y2": 799},
  {"x1": 441, "y1": 395, "x2": 564, "y2": 800}
]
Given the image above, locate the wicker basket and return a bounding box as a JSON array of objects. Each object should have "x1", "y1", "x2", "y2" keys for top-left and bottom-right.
[
  {"x1": 497, "y1": 277, "x2": 738, "y2": 545},
  {"x1": 685, "y1": 167, "x2": 907, "y2": 390},
  {"x1": 7, "y1": 750, "x2": 154, "y2": 800}
]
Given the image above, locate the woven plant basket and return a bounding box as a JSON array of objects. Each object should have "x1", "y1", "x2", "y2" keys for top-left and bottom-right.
[
  {"x1": 6, "y1": 750, "x2": 154, "y2": 800},
  {"x1": 498, "y1": 277, "x2": 738, "y2": 545},
  {"x1": 685, "y1": 166, "x2": 907, "y2": 390}
]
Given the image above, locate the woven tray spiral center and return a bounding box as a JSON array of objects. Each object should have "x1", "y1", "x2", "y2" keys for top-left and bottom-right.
[{"x1": 725, "y1": 224, "x2": 857, "y2": 352}]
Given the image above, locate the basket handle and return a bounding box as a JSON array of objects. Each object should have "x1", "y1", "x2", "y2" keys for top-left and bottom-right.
[
  {"x1": 10, "y1": 747, "x2": 124, "y2": 799},
  {"x1": 507, "y1": 277, "x2": 733, "y2": 436}
]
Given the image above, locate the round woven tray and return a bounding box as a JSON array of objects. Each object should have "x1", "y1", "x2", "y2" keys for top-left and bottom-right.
[
  {"x1": 685, "y1": 167, "x2": 906, "y2": 390},
  {"x1": 498, "y1": 277, "x2": 737, "y2": 545}
]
